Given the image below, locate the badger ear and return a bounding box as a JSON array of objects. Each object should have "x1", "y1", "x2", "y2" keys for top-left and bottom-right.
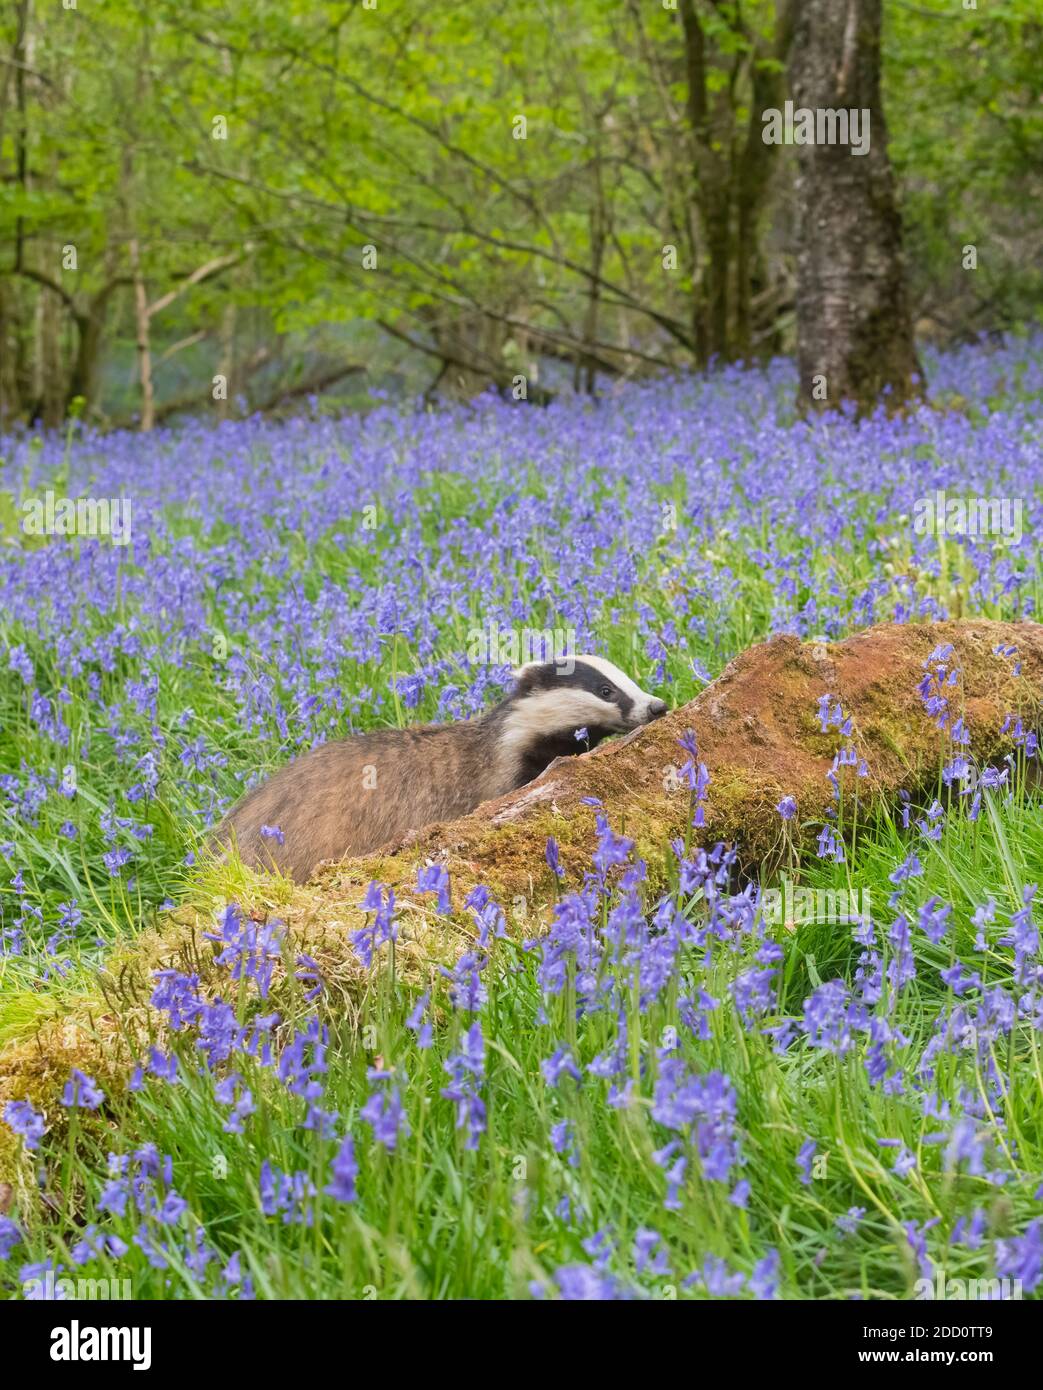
[{"x1": 511, "y1": 660, "x2": 541, "y2": 682}]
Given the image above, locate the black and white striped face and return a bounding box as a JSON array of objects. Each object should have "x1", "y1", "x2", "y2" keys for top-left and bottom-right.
[{"x1": 508, "y1": 656, "x2": 667, "y2": 742}]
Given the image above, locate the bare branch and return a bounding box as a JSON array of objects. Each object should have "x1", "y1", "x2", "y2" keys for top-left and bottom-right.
[{"x1": 147, "y1": 251, "x2": 246, "y2": 318}]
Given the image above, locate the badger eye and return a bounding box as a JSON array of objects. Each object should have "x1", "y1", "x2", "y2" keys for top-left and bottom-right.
[{"x1": 599, "y1": 685, "x2": 613, "y2": 700}]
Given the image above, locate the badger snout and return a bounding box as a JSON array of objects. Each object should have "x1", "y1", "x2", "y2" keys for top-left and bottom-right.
[{"x1": 637, "y1": 698, "x2": 668, "y2": 725}]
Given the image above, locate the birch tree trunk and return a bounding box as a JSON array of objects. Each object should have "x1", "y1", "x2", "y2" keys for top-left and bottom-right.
[{"x1": 790, "y1": 0, "x2": 921, "y2": 414}]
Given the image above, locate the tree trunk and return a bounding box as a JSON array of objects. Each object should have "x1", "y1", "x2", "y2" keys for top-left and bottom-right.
[
  {"x1": 735, "y1": 1, "x2": 795, "y2": 360},
  {"x1": 129, "y1": 238, "x2": 155, "y2": 431},
  {"x1": 421, "y1": 306, "x2": 512, "y2": 401},
  {"x1": 790, "y1": 0, "x2": 922, "y2": 414},
  {"x1": 37, "y1": 274, "x2": 64, "y2": 428},
  {"x1": 679, "y1": 0, "x2": 793, "y2": 367},
  {"x1": 66, "y1": 308, "x2": 104, "y2": 416},
  {"x1": 217, "y1": 301, "x2": 237, "y2": 418},
  {"x1": 678, "y1": 0, "x2": 730, "y2": 365},
  {"x1": 178, "y1": 620, "x2": 1043, "y2": 931},
  {"x1": 0, "y1": 282, "x2": 20, "y2": 426},
  {"x1": 576, "y1": 206, "x2": 605, "y2": 395},
  {"x1": 12, "y1": 0, "x2": 31, "y2": 277}
]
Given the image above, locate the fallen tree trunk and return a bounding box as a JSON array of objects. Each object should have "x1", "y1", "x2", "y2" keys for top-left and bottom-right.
[
  {"x1": 2, "y1": 619, "x2": 1041, "y2": 1181},
  {"x1": 305, "y1": 617, "x2": 1042, "y2": 905},
  {"x1": 90, "y1": 617, "x2": 1043, "y2": 990}
]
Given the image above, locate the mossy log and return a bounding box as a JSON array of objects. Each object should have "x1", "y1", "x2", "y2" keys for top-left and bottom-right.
[{"x1": 305, "y1": 616, "x2": 1042, "y2": 908}]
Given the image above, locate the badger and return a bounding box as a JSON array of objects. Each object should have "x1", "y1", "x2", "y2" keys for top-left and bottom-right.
[{"x1": 214, "y1": 656, "x2": 667, "y2": 881}]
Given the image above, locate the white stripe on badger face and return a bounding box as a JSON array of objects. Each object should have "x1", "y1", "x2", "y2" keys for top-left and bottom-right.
[
  {"x1": 572, "y1": 655, "x2": 659, "y2": 721},
  {"x1": 501, "y1": 688, "x2": 627, "y2": 756}
]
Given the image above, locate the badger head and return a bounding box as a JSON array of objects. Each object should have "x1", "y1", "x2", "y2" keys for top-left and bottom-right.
[{"x1": 504, "y1": 656, "x2": 667, "y2": 755}]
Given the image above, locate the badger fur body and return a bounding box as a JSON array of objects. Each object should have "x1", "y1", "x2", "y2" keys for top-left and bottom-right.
[{"x1": 215, "y1": 656, "x2": 667, "y2": 881}]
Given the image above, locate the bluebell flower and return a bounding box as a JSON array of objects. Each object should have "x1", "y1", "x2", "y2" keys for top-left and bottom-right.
[
  {"x1": 325, "y1": 1135, "x2": 358, "y2": 1203},
  {"x1": 61, "y1": 1069, "x2": 104, "y2": 1110},
  {"x1": 4, "y1": 1099, "x2": 46, "y2": 1150}
]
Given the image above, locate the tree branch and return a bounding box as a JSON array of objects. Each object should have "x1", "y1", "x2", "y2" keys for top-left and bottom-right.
[{"x1": 147, "y1": 251, "x2": 246, "y2": 318}]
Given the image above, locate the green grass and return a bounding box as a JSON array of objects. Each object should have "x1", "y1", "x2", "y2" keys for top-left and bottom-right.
[{"x1": 4, "y1": 764, "x2": 1043, "y2": 1300}]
